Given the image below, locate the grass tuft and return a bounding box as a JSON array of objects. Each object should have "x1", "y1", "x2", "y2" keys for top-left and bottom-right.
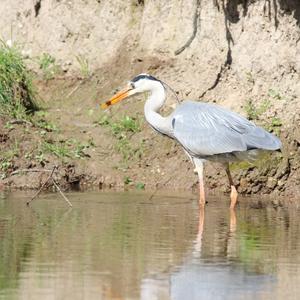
[{"x1": 0, "y1": 41, "x2": 37, "y2": 118}]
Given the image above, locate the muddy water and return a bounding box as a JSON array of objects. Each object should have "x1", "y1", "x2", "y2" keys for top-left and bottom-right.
[{"x1": 0, "y1": 192, "x2": 299, "y2": 300}]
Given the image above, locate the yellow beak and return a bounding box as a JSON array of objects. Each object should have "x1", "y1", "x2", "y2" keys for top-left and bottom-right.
[{"x1": 101, "y1": 87, "x2": 132, "y2": 109}]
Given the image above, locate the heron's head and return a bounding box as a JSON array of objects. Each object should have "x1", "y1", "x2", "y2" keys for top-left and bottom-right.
[{"x1": 101, "y1": 73, "x2": 162, "y2": 109}]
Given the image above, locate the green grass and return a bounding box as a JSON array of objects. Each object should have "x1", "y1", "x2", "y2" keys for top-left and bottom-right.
[
  {"x1": 38, "y1": 53, "x2": 59, "y2": 80},
  {"x1": 97, "y1": 115, "x2": 141, "y2": 136},
  {"x1": 265, "y1": 116, "x2": 282, "y2": 135},
  {"x1": 41, "y1": 141, "x2": 71, "y2": 158},
  {"x1": 0, "y1": 41, "x2": 37, "y2": 118},
  {"x1": 0, "y1": 140, "x2": 20, "y2": 178},
  {"x1": 39, "y1": 138, "x2": 93, "y2": 160},
  {"x1": 244, "y1": 99, "x2": 271, "y2": 121},
  {"x1": 76, "y1": 55, "x2": 90, "y2": 78},
  {"x1": 97, "y1": 115, "x2": 143, "y2": 164},
  {"x1": 244, "y1": 95, "x2": 283, "y2": 135},
  {"x1": 268, "y1": 89, "x2": 282, "y2": 100}
]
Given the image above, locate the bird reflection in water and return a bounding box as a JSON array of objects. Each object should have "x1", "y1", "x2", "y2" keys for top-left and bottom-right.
[{"x1": 193, "y1": 206, "x2": 237, "y2": 257}]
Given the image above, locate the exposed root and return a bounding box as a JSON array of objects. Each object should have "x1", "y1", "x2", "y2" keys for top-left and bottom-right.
[
  {"x1": 199, "y1": 0, "x2": 233, "y2": 99},
  {"x1": 175, "y1": 0, "x2": 201, "y2": 55}
]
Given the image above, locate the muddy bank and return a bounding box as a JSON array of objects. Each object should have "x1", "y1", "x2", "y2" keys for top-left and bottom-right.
[
  {"x1": 0, "y1": 74, "x2": 298, "y2": 201},
  {"x1": 0, "y1": 0, "x2": 299, "y2": 199}
]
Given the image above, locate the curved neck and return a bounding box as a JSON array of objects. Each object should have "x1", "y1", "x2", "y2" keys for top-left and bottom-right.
[{"x1": 144, "y1": 83, "x2": 171, "y2": 135}]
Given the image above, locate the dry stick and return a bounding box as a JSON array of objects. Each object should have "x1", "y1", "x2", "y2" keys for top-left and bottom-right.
[
  {"x1": 11, "y1": 168, "x2": 53, "y2": 176},
  {"x1": 52, "y1": 179, "x2": 73, "y2": 207},
  {"x1": 26, "y1": 167, "x2": 56, "y2": 206},
  {"x1": 66, "y1": 81, "x2": 82, "y2": 98},
  {"x1": 26, "y1": 166, "x2": 73, "y2": 207}
]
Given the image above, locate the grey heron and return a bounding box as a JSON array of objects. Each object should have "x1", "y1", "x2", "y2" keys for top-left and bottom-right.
[{"x1": 101, "y1": 74, "x2": 281, "y2": 209}]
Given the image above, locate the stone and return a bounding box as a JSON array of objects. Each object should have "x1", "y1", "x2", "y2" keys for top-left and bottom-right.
[{"x1": 266, "y1": 177, "x2": 277, "y2": 190}]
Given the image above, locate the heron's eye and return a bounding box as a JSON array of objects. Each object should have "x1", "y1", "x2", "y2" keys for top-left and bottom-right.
[{"x1": 130, "y1": 82, "x2": 135, "y2": 89}]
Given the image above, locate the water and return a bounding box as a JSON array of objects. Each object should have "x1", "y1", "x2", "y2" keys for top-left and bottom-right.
[{"x1": 0, "y1": 191, "x2": 299, "y2": 300}]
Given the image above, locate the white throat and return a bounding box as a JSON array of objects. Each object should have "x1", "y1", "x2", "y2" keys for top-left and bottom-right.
[{"x1": 144, "y1": 82, "x2": 172, "y2": 136}]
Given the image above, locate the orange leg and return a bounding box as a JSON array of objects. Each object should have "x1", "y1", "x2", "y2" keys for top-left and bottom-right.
[
  {"x1": 194, "y1": 206, "x2": 205, "y2": 255},
  {"x1": 230, "y1": 185, "x2": 238, "y2": 210},
  {"x1": 194, "y1": 159, "x2": 206, "y2": 207},
  {"x1": 225, "y1": 163, "x2": 238, "y2": 209},
  {"x1": 199, "y1": 174, "x2": 206, "y2": 207},
  {"x1": 229, "y1": 207, "x2": 237, "y2": 232}
]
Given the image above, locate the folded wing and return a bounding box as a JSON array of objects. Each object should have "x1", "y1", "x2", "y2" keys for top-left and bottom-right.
[{"x1": 171, "y1": 101, "x2": 281, "y2": 157}]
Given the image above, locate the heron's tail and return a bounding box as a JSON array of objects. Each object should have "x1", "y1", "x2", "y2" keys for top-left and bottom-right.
[{"x1": 245, "y1": 127, "x2": 282, "y2": 151}]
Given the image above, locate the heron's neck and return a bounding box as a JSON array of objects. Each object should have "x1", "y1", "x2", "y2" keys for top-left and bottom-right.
[{"x1": 144, "y1": 84, "x2": 171, "y2": 135}]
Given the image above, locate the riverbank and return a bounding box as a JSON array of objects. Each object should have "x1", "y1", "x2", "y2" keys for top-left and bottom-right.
[{"x1": 0, "y1": 0, "x2": 299, "y2": 199}]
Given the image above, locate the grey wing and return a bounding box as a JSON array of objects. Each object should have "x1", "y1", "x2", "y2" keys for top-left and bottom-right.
[{"x1": 171, "y1": 101, "x2": 281, "y2": 157}]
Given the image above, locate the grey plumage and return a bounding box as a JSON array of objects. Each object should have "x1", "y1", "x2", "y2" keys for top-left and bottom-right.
[{"x1": 170, "y1": 101, "x2": 281, "y2": 162}]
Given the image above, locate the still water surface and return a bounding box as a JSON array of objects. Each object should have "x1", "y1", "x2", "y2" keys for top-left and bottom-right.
[{"x1": 0, "y1": 191, "x2": 299, "y2": 300}]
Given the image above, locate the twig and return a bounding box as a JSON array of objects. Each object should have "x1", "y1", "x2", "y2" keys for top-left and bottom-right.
[
  {"x1": 26, "y1": 166, "x2": 56, "y2": 206},
  {"x1": 9, "y1": 119, "x2": 33, "y2": 126},
  {"x1": 52, "y1": 178, "x2": 73, "y2": 207},
  {"x1": 66, "y1": 83, "x2": 82, "y2": 99},
  {"x1": 26, "y1": 166, "x2": 73, "y2": 207},
  {"x1": 11, "y1": 168, "x2": 53, "y2": 176}
]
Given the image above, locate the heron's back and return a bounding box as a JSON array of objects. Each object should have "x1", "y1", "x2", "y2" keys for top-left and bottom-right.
[{"x1": 171, "y1": 101, "x2": 281, "y2": 160}]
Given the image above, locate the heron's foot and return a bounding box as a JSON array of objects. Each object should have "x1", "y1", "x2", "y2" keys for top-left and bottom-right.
[{"x1": 230, "y1": 185, "x2": 238, "y2": 209}]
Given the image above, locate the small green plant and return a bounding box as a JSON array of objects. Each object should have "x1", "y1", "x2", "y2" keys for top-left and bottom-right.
[
  {"x1": 124, "y1": 176, "x2": 133, "y2": 185},
  {"x1": 268, "y1": 89, "x2": 282, "y2": 100},
  {"x1": 116, "y1": 138, "x2": 132, "y2": 161},
  {"x1": 116, "y1": 138, "x2": 144, "y2": 164},
  {"x1": 76, "y1": 55, "x2": 90, "y2": 78},
  {"x1": 135, "y1": 182, "x2": 145, "y2": 190},
  {"x1": 96, "y1": 115, "x2": 110, "y2": 126},
  {"x1": 38, "y1": 138, "x2": 93, "y2": 161},
  {"x1": 245, "y1": 72, "x2": 255, "y2": 84},
  {"x1": 0, "y1": 41, "x2": 37, "y2": 118},
  {"x1": 266, "y1": 117, "x2": 282, "y2": 135},
  {"x1": 67, "y1": 138, "x2": 92, "y2": 158},
  {"x1": 4, "y1": 122, "x2": 14, "y2": 130},
  {"x1": 41, "y1": 141, "x2": 71, "y2": 158},
  {"x1": 97, "y1": 115, "x2": 143, "y2": 163},
  {"x1": 244, "y1": 99, "x2": 271, "y2": 120},
  {"x1": 38, "y1": 53, "x2": 59, "y2": 80},
  {"x1": 0, "y1": 159, "x2": 12, "y2": 179},
  {"x1": 96, "y1": 115, "x2": 141, "y2": 135},
  {"x1": 31, "y1": 110, "x2": 59, "y2": 132},
  {"x1": 111, "y1": 116, "x2": 141, "y2": 136},
  {"x1": 35, "y1": 152, "x2": 47, "y2": 165},
  {"x1": 35, "y1": 118, "x2": 58, "y2": 132},
  {"x1": 24, "y1": 152, "x2": 33, "y2": 160},
  {"x1": 0, "y1": 160, "x2": 12, "y2": 172},
  {"x1": 0, "y1": 142, "x2": 20, "y2": 177}
]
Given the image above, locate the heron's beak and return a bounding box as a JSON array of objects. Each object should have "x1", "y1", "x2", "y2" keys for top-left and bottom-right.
[{"x1": 101, "y1": 85, "x2": 133, "y2": 109}]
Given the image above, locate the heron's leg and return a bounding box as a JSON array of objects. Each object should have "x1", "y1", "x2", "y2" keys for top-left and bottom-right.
[
  {"x1": 224, "y1": 163, "x2": 238, "y2": 209},
  {"x1": 193, "y1": 158, "x2": 206, "y2": 207},
  {"x1": 194, "y1": 206, "x2": 205, "y2": 255},
  {"x1": 229, "y1": 208, "x2": 237, "y2": 233}
]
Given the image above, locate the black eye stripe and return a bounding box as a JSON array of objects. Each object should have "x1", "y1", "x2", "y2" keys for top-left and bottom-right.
[{"x1": 131, "y1": 74, "x2": 159, "y2": 83}]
